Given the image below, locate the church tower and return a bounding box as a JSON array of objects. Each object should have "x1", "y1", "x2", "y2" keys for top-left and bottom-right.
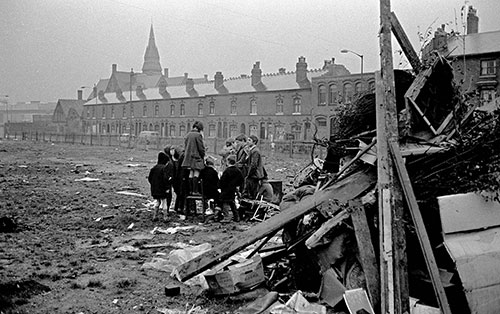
[{"x1": 142, "y1": 24, "x2": 162, "y2": 75}]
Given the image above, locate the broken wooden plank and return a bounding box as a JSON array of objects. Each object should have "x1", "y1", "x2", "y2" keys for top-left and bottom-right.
[
  {"x1": 320, "y1": 139, "x2": 376, "y2": 190},
  {"x1": 408, "y1": 98, "x2": 438, "y2": 135},
  {"x1": 351, "y1": 202, "x2": 380, "y2": 312},
  {"x1": 305, "y1": 209, "x2": 349, "y2": 249},
  {"x1": 389, "y1": 141, "x2": 452, "y2": 314},
  {"x1": 176, "y1": 169, "x2": 376, "y2": 282},
  {"x1": 390, "y1": 11, "x2": 422, "y2": 74}
]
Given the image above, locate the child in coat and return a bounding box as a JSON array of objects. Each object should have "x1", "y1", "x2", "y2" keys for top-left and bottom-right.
[
  {"x1": 148, "y1": 151, "x2": 173, "y2": 221},
  {"x1": 218, "y1": 154, "x2": 244, "y2": 222}
]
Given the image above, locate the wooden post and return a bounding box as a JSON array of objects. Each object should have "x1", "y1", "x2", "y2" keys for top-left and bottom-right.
[
  {"x1": 389, "y1": 141, "x2": 452, "y2": 314},
  {"x1": 390, "y1": 12, "x2": 422, "y2": 74},
  {"x1": 377, "y1": 0, "x2": 409, "y2": 312}
]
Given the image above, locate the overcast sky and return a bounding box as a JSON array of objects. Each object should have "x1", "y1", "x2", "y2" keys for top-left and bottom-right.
[{"x1": 1, "y1": 0, "x2": 499, "y2": 104}]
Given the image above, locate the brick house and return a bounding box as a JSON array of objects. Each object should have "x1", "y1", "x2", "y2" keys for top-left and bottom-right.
[
  {"x1": 81, "y1": 25, "x2": 372, "y2": 142},
  {"x1": 422, "y1": 6, "x2": 500, "y2": 104}
]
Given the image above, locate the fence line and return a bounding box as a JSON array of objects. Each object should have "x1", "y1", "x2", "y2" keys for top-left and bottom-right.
[{"x1": 4, "y1": 131, "x2": 326, "y2": 160}]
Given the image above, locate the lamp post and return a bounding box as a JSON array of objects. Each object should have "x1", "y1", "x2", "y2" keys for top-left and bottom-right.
[
  {"x1": 1, "y1": 95, "x2": 8, "y2": 138},
  {"x1": 129, "y1": 68, "x2": 134, "y2": 146},
  {"x1": 341, "y1": 49, "x2": 364, "y2": 90}
]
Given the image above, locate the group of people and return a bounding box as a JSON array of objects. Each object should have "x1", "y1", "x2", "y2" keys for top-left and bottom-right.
[{"x1": 148, "y1": 121, "x2": 273, "y2": 223}]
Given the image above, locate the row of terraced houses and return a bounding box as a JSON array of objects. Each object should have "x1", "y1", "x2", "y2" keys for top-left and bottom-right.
[{"x1": 49, "y1": 7, "x2": 499, "y2": 142}]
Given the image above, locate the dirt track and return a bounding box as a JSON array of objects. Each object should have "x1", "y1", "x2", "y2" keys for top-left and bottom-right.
[{"x1": 0, "y1": 140, "x2": 304, "y2": 314}]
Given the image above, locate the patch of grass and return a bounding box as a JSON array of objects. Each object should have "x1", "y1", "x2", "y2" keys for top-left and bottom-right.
[
  {"x1": 69, "y1": 282, "x2": 83, "y2": 289},
  {"x1": 87, "y1": 279, "x2": 103, "y2": 288},
  {"x1": 115, "y1": 278, "x2": 137, "y2": 289}
]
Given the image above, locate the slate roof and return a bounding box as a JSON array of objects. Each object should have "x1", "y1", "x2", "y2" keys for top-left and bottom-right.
[
  {"x1": 85, "y1": 69, "x2": 327, "y2": 105},
  {"x1": 447, "y1": 30, "x2": 500, "y2": 57}
]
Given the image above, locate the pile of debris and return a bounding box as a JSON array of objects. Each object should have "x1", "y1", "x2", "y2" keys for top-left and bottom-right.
[{"x1": 171, "y1": 54, "x2": 499, "y2": 314}]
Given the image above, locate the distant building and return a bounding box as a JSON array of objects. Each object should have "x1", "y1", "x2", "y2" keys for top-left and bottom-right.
[
  {"x1": 81, "y1": 25, "x2": 372, "y2": 141},
  {"x1": 422, "y1": 6, "x2": 500, "y2": 104},
  {"x1": 52, "y1": 90, "x2": 86, "y2": 134}
]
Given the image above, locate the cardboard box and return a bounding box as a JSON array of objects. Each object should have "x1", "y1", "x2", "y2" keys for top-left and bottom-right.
[{"x1": 204, "y1": 255, "x2": 265, "y2": 295}]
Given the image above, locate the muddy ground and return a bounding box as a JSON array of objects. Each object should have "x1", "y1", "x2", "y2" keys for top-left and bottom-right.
[{"x1": 0, "y1": 140, "x2": 307, "y2": 314}]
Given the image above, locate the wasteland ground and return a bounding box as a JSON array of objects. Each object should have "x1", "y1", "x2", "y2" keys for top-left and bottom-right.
[{"x1": 0, "y1": 140, "x2": 306, "y2": 314}]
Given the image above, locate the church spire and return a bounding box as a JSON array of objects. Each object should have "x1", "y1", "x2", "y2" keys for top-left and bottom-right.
[{"x1": 142, "y1": 24, "x2": 162, "y2": 75}]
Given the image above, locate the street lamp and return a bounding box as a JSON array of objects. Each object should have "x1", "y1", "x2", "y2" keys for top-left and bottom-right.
[
  {"x1": 341, "y1": 49, "x2": 364, "y2": 90},
  {"x1": 1, "y1": 95, "x2": 8, "y2": 138}
]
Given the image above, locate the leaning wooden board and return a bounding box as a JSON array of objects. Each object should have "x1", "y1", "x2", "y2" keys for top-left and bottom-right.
[{"x1": 176, "y1": 168, "x2": 376, "y2": 281}]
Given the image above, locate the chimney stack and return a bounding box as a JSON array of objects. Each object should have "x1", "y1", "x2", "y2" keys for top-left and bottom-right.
[
  {"x1": 186, "y1": 78, "x2": 194, "y2": 91},
  {"x1": 251, "y1": 61, "x2": 262, "y2": 87},
  {"x1": 112, "y1": 64, "x2": 117, "y2": 73},
  {"x1": 214, "y1": 72, "x2": 224, "y2": 90},
  {"x1": 77, "y1": 90, "x2": 83, "y2": 100},
  {"x1": 467, "y1": 6, "x2": 479, "y2": 34},
  {"x1": 296, "y1": 56, "x2": 308, "y2": 83},
  {"x1": 164, "y1": 68, "x2": 169, "y2": 77}
]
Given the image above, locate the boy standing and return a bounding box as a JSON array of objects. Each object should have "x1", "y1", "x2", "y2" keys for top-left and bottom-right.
[
  {"x1": 245, "y1": 135, "x2": 265, "y2": 199},
  {"x1": 218, "y1": 154, "x2": 244, "y2": 222},
  {"x1": 148, "y1": 151, "x2": 173, "y2": 221}
]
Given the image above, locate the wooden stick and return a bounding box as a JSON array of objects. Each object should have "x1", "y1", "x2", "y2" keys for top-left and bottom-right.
[{"x1": 389, "y1": 141, "x2": 452, "y2": 314}]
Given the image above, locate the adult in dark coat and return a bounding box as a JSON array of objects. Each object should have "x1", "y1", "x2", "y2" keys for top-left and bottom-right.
[
  {"x1": 245, "y1": 135, "x2": 265, "y2": 200},
  {"x1": 181, "y1": 121, "x2": 205, "y2": 194}
]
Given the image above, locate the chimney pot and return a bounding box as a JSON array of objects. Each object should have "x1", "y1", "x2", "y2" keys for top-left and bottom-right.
[
  {"x1": 112, "y1": 64, "x2": 117, "y2": 73},
  {"x1": 164, "y1": 68, "x2": 169, "y2": 77},
  {"x1": 77, "y1": 90, "x2": 83, "y2": 100},
  {"x1": 184, "y1": 73, "x2": 188, "y2": 78}
]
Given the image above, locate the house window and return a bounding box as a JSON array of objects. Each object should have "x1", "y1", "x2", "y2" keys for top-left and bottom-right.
[
  {"x1": 130, "y1": 104, "x2": 134, "y2": 117},
  {"x1": 319, "y1": 85, "x2": 327, "y2": 105},
  {"x1": 355, "y1": 82, "x2": 363, "y2": 94},
  {"x1": 170, "y1": 104, "x2": 175, "y2": 115},
  {"x1": 198, "y1": 103, "x2": 203, "y2": 116},
  {"x1": 276, "y1": 98, "x2": 284, "y2": 114},
  {"x1": 180, "y1": 104, "x2": 185, "y2": 116},
  {"x1": 87, "y1": 108, "x2": 91, "y2": 118},
  {"x1": 293, "y1": 97, "x2": 301, "y2": 114},
  {"x1": 316, "y1": 117, "x2": 327, "y2": 127},
  {"x1": 369, "y1": 81, "x2": 375, "y2": 91},
  {"x1": 179, "y1": 125, "x2": 186, "y2": 136},
  {"x1": 208, "y1": 124, "x2": 216, "y2": 137},
  {"x1": 209, "y1": 101, "x2": 215, "y2": 115},
  {"x1": 344, "y1": 83, "x2": 353, "y2": 104},
  {"x1": 480, "y1": 89, "x2": 496, "y2": 103},
  {"x1": 250, "y1": 99, "x2": 257, "y2": 115},
  {"x1": 249, "y1": 125, "x2": 258, "y2": 136},
  {"x1": 230, "y1": 100, "x2": 237, "y2": 115},
  {"x1": 481, "y1": 60, "x2": 497, "y2": 76},
  {"x1": 275, "y1": 125, "x2": 285, "y2": 140},
  {"x1": 122, "y1": 105, "x2": 126, "y2": 117},
  {"x1": 102, "y1": 107, "x2": 106, "y2": 119},
  {"x1": 143, "y1": 105, "x2": 147, "y2": 117},
  {"x1": 92, "y1": 107, "x2": 95, "y2": 118},
  {"x1": 230, "y1": 124, "x2": 237, "y2": 137},
  {"x1": 169, "y1": 125, "x2": 175, "y2": 137},
  {"x1": 155, "y1": 104, "x2": 159, "y2": 116},
  {"x1": 329, "y1": 85, "x2": 338, "y2": 105},
  {"x1": 291, "y1": 125, "x2": 302, "y2": 139}
]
